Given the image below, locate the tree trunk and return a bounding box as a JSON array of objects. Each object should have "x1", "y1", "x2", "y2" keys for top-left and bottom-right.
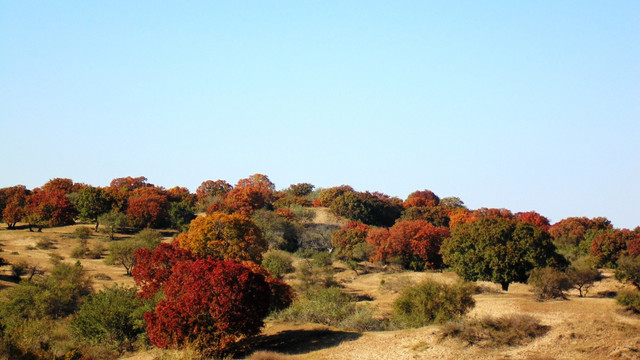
[
  {"x1": 501, "y1": 282, "x2": 510, "y2": 291},
  {"x1": 95, "y1": 219, "x2": 99, "y2": 232}
]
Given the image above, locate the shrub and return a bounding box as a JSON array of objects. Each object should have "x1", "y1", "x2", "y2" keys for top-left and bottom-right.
[
  {"x1": 295, "y1": 259, "x2": 337, "y2": 291},
  {"x1": 48, "y1": 253, "x2": 64, "y2": 265},
  {"x1": 262, "y1": 250, "x2": 293, "y2": 279},
  {"x1": 86, "y1": 243, "x2": 105, "y2": 259},
  {"x1": 440, "y1": 314, "x2": 549, "y2": 347},
  {"x1": 74, "y1": 227, "x2": 93, "y2": 241},
  {"x1": 133, "y1": 228, "x2": 163, "y2": 249},
  {"x1": 93, "y1": 273, "x2": 112, "y2": 281},
  {"x1": 71, "y1": 285, "x2": 146, "y2": 350},
  {"x1": 615, "y1": 255, "x2": 640, "y2": 290},
  {"x1": 1, "y1": 262, "x2": 92, "y2": 320},
  {"x1": 528, "y1": 267, "x2": 572, "y2": 300},
  {"x1": 616, "y1": 289, "x2": 640, "y2": 313},
  {"x1": 276, "y1": 286, "x2": 383, "y2": 331},
  {"x1": 392, "y1": 280, "x2": 475, "y2": 327},
  {"x1": 35, "y1": 237, "x2": 56, "y2": 250},
  {"x1": 312, "y1": 251, "x2": 333, "y2": 268},
  {"x1": 71, "y1": 245, "x2": 88, "y2": 259}
]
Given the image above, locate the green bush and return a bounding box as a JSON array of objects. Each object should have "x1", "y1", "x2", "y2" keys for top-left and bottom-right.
[
  {"x1": 74, "y1": 227, "x2": 93, "y2": 241},
  {"x1": 276, "y1": 287, "x2": 383, "y2": 331},
  {"x1": 133, "y1": 228, "x2": 163, "y2": 249},
  {"x1": 0, "y1": 262, "x2": 92, "y2": 322},
  {"x1": 295, "y1": 260, "x2": 337, "y2": 291},
  {"x1": 312, "y1": 251, "x2": 333, "y2": 268},
  {"x1": 615, "y1": 255, "x2": 640, "y2": 290},
  {"x1": 71, "y1": 285, "x2": 146, "y2": 350},
  {"x1": 528, "y1": 267, "x2": 572, "y2": 300},
  {"x1": 616, "y1": 289, "x2": 640, "y2": 313},
  {"x1": 262, "y1": 250, "x2": 293, "y2": 279},
  {"x1": 392, "y1": 280, "x2": 475, "y2": 327},
  {"x1": 86, "y1": 243, "x2": 105, "y2": 259},
  {"x1": 440, "y1": 314, "x2": 549, "y2": 347}
]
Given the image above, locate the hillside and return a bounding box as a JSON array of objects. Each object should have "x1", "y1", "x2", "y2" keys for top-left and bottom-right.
[{"x1": 0, "y1": 208, "x2": 639, "y2": 359}]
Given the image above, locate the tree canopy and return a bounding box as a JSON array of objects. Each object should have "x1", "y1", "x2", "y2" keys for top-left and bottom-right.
[{"x1": 441, "y1": 217, "x2": 567, "y2": 290}]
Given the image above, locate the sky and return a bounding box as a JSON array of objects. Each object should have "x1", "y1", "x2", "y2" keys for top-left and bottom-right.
[{"x1": 1, "y1": 1, "x2": 638, "y2": 229}]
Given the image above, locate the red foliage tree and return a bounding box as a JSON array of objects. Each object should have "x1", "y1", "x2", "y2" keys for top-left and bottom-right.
[
  {"x1": 514, "y1": 211, "x2": 551, "y2": 231},
  {"x1": 222, "y1": 174, "x2": 275, "y2": 215},
  {"x1": 384, "y1": 220, "x2": 449, "y2": 270},
  {"x1": 403, "y1": 190, "x2": 440, "y2": 208},
  {"x1": 107, "y1": 176, "x2": 152, "y2": 212},
  {"x1": 549, "y1": 216, "x2": 613, "y2": 248},
  {"x1": 41, "y1": 178, "x2": 75, "y2": 194},
  {"x1": 0, "y1": 185, "x2": 29, "y2": 229},
  {"x1": 590, "y1": 229, "x2": 636, "y2": 267},
  {"x1": 628, "y1": 229, "x2": 640, "y2": 257},
  {"x1": 166, "y1": 186, "x2": 196, "y2": 207},
  {"x1": 25, "y1": 188, "x2": 78, "y2": 230},
  {"x1": 127, "y1": 187, "x2": 170, "y2": 228},
  {"x1": 196, "y1": 179, "x2": 233, "y2": 209},
  {"x1": 331, "y1": 221, "x2": 370, "y2": 259},
  {"x1": 132, "y1": 243, "x2": 195, "y2": 299},
  {"x1": 144, "y1": 258, "x2": 272, "y2": 354},
  {"x1": 312, "y1": 185, "x2": 354, "y2": 207},
  {"x1": 365, "y1": 227, "x2": 392, "y2": 264}
]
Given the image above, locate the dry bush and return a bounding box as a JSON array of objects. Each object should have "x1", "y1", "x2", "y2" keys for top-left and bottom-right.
[
  {"x1": 440, "y1": 314, "x2": 549, "y2": 347},
  {"x1": 35, "y1": 237, "x2": 56, "y2": 250},
  {"x1": 616, "y1": 289, "x2": 640, "y2": 313},
  {"x1": 528, "y1": 267, "x2": 572, "y2": 300},
  {"x1": 93, "y1": 273, "x2": 113, "y2": 281},
  {"x1": 392, "y1": 280, "x2": 475, "y2": 328},
  {"x1": 276, "y1": 286, "x2": 384, "y2": 331}
]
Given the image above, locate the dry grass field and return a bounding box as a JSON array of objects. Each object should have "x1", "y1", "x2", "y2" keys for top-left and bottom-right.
[{"x1": 1, "y1": 219, "x2": 639, "y2": 360}]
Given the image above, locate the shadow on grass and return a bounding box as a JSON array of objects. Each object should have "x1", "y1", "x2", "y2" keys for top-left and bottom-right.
[{"x1": 233, "y1": 328, "x2": 362, "y2": 358}]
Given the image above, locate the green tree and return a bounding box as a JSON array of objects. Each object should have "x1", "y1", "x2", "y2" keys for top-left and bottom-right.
[
  {"x1": 71, "y1": 285, "x2": 146, "y2": 349},
  {"x1": 441, "y1": 218, "x2": 567, "y2": 291},
  {"x1": 74, "y1": 186, "x2": 111, "y2": 231},
  {"x1": 98, "y1": 210, "x2": 128, "y2": 240},
  {"x1": 105, "y1": 229, "x2": 162, "y2": 275}
]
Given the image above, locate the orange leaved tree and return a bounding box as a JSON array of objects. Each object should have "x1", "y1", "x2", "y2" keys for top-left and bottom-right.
[{"x1": 175, "y1": 211, "x2": 267, "y2": 263}]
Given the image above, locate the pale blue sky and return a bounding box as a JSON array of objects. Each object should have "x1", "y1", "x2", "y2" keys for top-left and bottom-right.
[{"x1": 1, "y1": 1, "x2": 638, "y2": 228}]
